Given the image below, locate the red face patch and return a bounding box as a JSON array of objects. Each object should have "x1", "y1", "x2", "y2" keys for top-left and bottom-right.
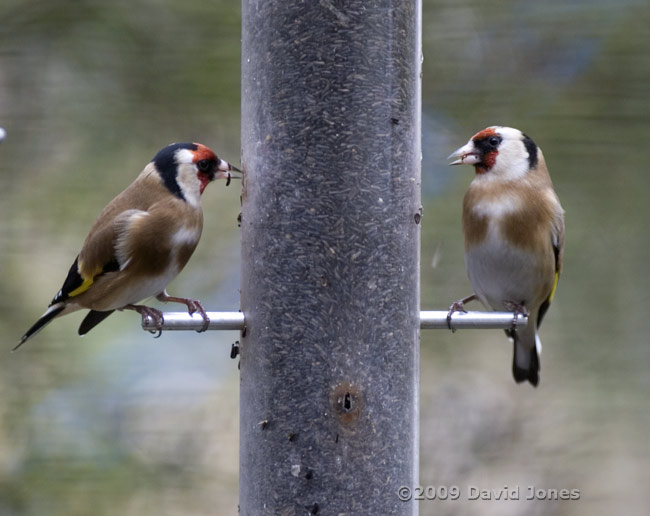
[
  {"x1": 198, "y1": 174, "x2": 210, "y2": 194},
  {"x1": 471, "y1": 127, "x2": 497, "y2": 141},
  {"x1": 482, "y1": 150, "x2": 498, "y2": 171},
  {"x1": 192, "y1": 143, "x2": 218, "y2": 194},
  {"x1": 192, "y1": 143, "x2": 217, "y2": 163},
  {"x1": 471, "y1": 128, "x2": 499, "y2": 174}
]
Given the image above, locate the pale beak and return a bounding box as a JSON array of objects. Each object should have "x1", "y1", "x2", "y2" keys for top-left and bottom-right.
[
  {"x1": 217, "y1": 159, "x2": 242, "y2": 186},
  {"x1": 447, "y1": 141, "x2": 481, "y2": 166}
]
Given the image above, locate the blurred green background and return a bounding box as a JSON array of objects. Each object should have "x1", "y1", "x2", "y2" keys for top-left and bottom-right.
[{"x1": 1, "y1": 0, "x2": 649, "y2": 515}]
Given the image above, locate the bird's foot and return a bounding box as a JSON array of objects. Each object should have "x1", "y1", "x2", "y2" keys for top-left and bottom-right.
[
  {"x1": 446, "y1": 294, "x2": 477, "y2": 332},
  {"x1": 503, "y1": 301, "x2": 529, "y2": 333},
  {"x1": 124, "y1": 304, "x2": 165, "y2": 338},
  {"x1": 185, "y1": 299, "x2": 210, "y2": 332},
  {"x1": 156, "y1": 292, "x2": 210, "y2": 333}
]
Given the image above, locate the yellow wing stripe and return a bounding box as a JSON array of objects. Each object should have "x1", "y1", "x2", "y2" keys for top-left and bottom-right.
[
  {"x1": 67, "y1": 262, "x2": 103, "y2": 298},
  {"x1": 68, "y1": 276, "x2": 95, "y2": 297},
  {"x1": 547, "y1": 270, "x2": 560, "y2": 304}
]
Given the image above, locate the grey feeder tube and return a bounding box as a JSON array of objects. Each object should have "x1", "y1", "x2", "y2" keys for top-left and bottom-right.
[{"x1": 240, "y1": 1, "x2": 421, "y2": 515}]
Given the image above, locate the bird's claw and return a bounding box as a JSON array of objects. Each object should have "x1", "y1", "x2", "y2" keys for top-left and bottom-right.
[
  {"x1": 446, "y1": 300, "x2": 468, "y2": 332},
  {"x1": 446, "y1": 294, "x2": 477, "y2": 332},
  {"x1": 156, "y1": 293, "x2": 210, "y2": 333},
  {"x1": 186, "y1": 299, "x2": 210, "y2": 333},
  {"x1": 143, "y1": 309, "x2": 164, "y2": 337},
  {"x1": 124, "y1": 304, "x2": 164, "y2": 337},
  {"x1": 503, "y1": 301, "x2": 529, "y2": 333}
]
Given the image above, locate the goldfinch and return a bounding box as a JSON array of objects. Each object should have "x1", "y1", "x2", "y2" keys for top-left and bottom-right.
[
  {"x1": 448, "y1": 126, "x2": 565, "y2": 386},
  {"x1": 17, "y1": 142, "x2": 239, "y2": 350}
]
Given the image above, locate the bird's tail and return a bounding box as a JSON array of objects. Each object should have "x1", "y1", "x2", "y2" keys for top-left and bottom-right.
[
  {"x1": 78, "y1": 310, "x2": 115, "y2": 335},
  {"x1": 507, "y1": 327, "x2": 541, "y2": 387},
  {"x1": 15, "y1": 303, "x2": 66, "y2": 351}
]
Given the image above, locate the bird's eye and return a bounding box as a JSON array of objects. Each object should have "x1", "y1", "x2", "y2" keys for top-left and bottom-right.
[
  {"x1": 197, "y1": 159, "x2": 212, "y2": 172},
  {"x1": 489, "y1": 136, "x2": 501, "y2": 147}
]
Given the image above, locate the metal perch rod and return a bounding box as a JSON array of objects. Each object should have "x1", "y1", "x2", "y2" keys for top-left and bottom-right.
[{"x1": 141, "y1": 311, "x2": 527, "y2": 332}]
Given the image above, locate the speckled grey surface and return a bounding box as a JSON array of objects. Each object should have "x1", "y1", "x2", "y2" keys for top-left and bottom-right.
[{"x1": 240, "y1": 1, "x2": 421, "y2": 514}]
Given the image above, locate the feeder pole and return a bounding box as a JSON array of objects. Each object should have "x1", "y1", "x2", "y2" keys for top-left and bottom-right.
[{"x1": 240, "y1": 1, "x2": 421, "y2": 514}]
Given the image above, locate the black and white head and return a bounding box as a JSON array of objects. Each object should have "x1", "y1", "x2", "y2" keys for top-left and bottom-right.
[
  {"x1": 448, "y1": 126, "x2": 539, "y2": 179},
  {"x1": 152, "y1": 142, "x2": 237, "y2": 206}
]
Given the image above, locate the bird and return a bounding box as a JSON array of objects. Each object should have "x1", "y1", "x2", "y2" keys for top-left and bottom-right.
[
  {"x1": 447, "y1": 126, "x2": 565, "y2": 386},
  {"x1": 16, "y1": 142, "x2": 240, "y2": 350}
]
